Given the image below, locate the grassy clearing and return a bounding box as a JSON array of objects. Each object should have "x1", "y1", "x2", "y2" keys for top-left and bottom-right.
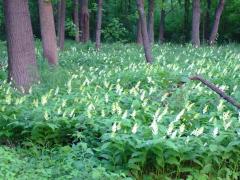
[{"x1": 0, "y1": 41, "x2": 240, "y2": 179}]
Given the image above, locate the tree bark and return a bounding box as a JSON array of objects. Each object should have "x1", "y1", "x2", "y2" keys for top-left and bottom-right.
[
  {"x1": 209, "y1": 0, "x2": 225, "y2": 45},
  {"x1": 159, "y1": 7, "x2": 165, "y2": 44},
  {"x1": 204, "y1": 0, "x2": 211, "y2": 41},
  {"x1": 95, "y1": 0, "x2": 103, "y2": 50},
  {"x1": 57, "y1": 0, "x2": 66, "y2": 50},
  {"x1": 38, "y1": 0, "x2": 58, "y2": 65},
  {"x1": 3, "y1": 0, "x2": 39, "y2": 92},
  {"x1": 137, "y1": 17, "x2": 143, "y2": 44},
  {"x1": 73, "y1": 0, "x2": 80, "y2": 42},
  {"x1": 80, "y1": 0, "x2": 90, "y2": 43},
  {"x1": 184, "y1": 0, "x2": 190, "y2": 41},
  {"x1": 147, "y1": 0, "x2": 154, "y2": 43},
  {"x1": 137, "y1": 0, "x2": 144, "y2": 44},
  {"x1": 136, "y1": 0, "x2": 153, "y2": 63},
  {"x1": 191, "y1": 0, "x2": 201, "y2": 47}
]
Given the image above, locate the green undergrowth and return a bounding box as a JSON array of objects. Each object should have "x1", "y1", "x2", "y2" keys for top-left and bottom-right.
[
  {"x1": 0, "y1": 143, "x2": 126, "y2": 180},
  {"x1": 0, "y1": 41, "x2": 240, "y2": 179}
]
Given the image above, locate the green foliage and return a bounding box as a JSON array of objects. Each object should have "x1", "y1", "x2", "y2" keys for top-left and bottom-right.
[
  {"x1": 220, "y1": 0, "x2": 240, "y2": 42},
  {"x1": 1, "y1": 42, "x2": 240, "y2": 179},
  {"x1": 102, "y1": 18, "x2": 128, "y2": 43},
  {"x1": 65, "y1": 18, "x2": 77, "y2": 38},
  {"x1": 0, "y1": 144, "x2": 126, "y2": 179}
]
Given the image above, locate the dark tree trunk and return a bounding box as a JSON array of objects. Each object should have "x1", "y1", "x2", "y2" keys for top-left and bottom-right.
[
  {"x1": 73, "y1": 0, "x2": 80, "y2": 42},
  {"x1": 201, "y1": 13, "x2": 205, "y2": 43},
  {"x1": 38, "y1": 0, "x2": 58, "y2": 65},
  {"x1": 147, "y1": 0, "x2": 154, "y2": 43},
  {"x1": 137, "y1": 17, "x2": 143, "y2": 44},
  {"x1": 3, "y1": 0, "x2": 39, "y2": 92},
  {"x1": 80, "y1": 0, "x2": 90, "y2": 43},
  {"x1": 137, "y1": 0, "x2": 143, "y2": 45},
  {"x1": 159, "y1": 8, "x2": 165, "y2": 44},
  {"x1": 205, "y1": 0, "x2": 211, "y2": 41},
  {"x1": 184, "y1": 0, "x2": 190, "y2": 41},
  {"x1": 57, "y1": 1, "x2": 61, "y2": 39},
  {"x1": 209, "y1": 0, "x2": 225, "y2": 45},
  {"x1": 136, "y1": 0, "x2": 153, "y2": 63},
  {"x1": 95, "y1": 0, "x2": 103, "y2": 50},
  {"x1": 57, "y1": 0, "x2": 66, "y2": 50},
  {"x1": 191, "y1": 0, "x2": 201, "y2": 47}
]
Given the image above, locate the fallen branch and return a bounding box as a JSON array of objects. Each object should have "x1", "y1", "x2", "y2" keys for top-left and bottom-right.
[{"x1": 189, "y1": 75, "x2": 240, "y2": 109}]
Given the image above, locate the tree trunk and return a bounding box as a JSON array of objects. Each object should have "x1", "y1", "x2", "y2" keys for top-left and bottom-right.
[
  {"x1": 136, "y1": 0, "x2": 153, "y2": 63},
  {"x1": 137, "y1": 0, "x2": 144, "y2": 44},
  {"x1": 3, "y1": 0, "x2": 39, "y2": 92},
  {"x1": 95, "y1": 0, "x2": 103, "y2": 50},
  {"x1": 209, "y1": 0, "x2": 225, "y2": 45},
  {"x1": 80, "y1": 0, "x2": 90, "y2": 43},
  {"x1": 73, "y1": 0, "x2": 80, "y2": 42},
  {"x1": 137, "y1": 18, "x2": 143, "y2": 44},
  {"x1": 147, "y1": 0, "x2": 154, "y2": 43},
  {"x1": 184, "y1": 0, "x2": 190, "y2": 41},
  {"x1": 191, "y1": 0, "x2": 201, "y2": 47},
  {"x1": 159, "y1": 8, "x2": 165, "y2": 43},
  {"x1": 57, "y1": 0, "x2": 66, "y2": 50},
  {"x1": 38, "y1": 0, "x2": 58, "y2": 65},
  {"x1": 204, "y1": 0, "x2": 211, "y2": 41}
]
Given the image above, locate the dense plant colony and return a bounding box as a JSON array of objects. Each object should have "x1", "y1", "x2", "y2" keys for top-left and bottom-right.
[
  {"x1": 0, "y1": 42, "x2": 240, "y2": 179},
  {"x1": 0, "y1": 0, "x2": 240, "y2": 179}
]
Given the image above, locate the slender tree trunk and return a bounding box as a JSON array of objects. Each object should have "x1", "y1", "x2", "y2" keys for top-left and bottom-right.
[
  {"x1": 73, "y1": 0, "x2": 80, "y2": 42},
  {"x1": 159, "y1": 8, "x2": 165, "y2": 43},
  {"x1": 57, "y1": 0, "x2": 66, "y2": 50},
  {"x1": 80, "y1": 0, "x2": 90, "y2": 43},
  {"x1": 191, "y1": 0, "x2": 201, "y2": 47},
  {"x1": 136, "y1": 0, "x2": 153, "y2": 63},
  {"x1": 38, "y1": 0, "x2": 58, "y2": 65},
  {"x1": 201, "y1": 13, "x2": 205, "y2": 42},
  {"x1": 209, "y1": 0, "x2": 225, "y2": 45},
  {"x1": 147, "y1": 0, "x2": 154, "y2": 43},
  {"x1": 184, "y1": 0, "x2": 190, "y2": 41},
  {"x1": 95, "y1": 0, "x2": 103, "y2": 50},
  {"x1": 57, "y1": 2, "x2": 61, "y2": 36},
  {"x1": 3, "y1": 0, "x2": 38, "y2": 92},
  {"x1": 137, "y1": 18, "x2": 143, "y2": 44},
  {"x1": 137, "y1": 0, "x2": 143, "y2": 45},
  {"x1": 205, "y1": 0, "x2": 211, "y2": 41}
]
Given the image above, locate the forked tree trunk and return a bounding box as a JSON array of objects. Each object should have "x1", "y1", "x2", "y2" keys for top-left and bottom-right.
[
  {"x1": 57, "y1": 0, "x2": 66, "y2": 50},
  {"x1": 147, "y1": 0, "x2": 154, "y2": 43},
  {"x1": 38, "y1": 0, "x2": 58, "y2": 65},
  {"x1": 191, "y1": 0, "x2": 201, "y2": 47},
  {"x1": 73, "y1": 0, "x2": 80, "y2": 42},
  {"x1": 3, "y1": 0, "x2": 39, "y2": 92},
  {"x1": 209, "y1": 0, "x2": 225, "y2": 45},
  {"x1": 136, "y1": 0, "x2": 153, "y2": 63},
  {"x1": 159, "y1": 8, "x2": 165, "y2": 44},
  {"x1": 137, "y1": 18, "x2": 143, "y2": 44},
  {"x1": 95, "y1": 0, "x2": 103, "y2": 50},
  {"x1": 204, "y1": 0, "x2": 211, "y2": 41},
  {"x1": 80, "y1": 0, "x2": 90, "y2": 43}
]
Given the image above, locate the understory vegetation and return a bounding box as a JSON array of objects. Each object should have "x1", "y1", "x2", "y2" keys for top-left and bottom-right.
[{"x1": 0, "y1": 41, "x2": 240, "y2": 179}]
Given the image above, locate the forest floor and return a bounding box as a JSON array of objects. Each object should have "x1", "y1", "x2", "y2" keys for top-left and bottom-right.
[{"x1": 0, "y1": 41, "x2": 240, "y2": 179}]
